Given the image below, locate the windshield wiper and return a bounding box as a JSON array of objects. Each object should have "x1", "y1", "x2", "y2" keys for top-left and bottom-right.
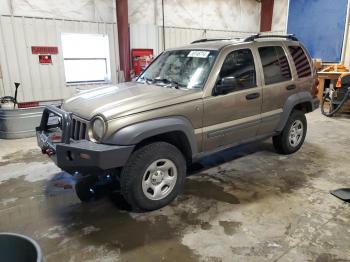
[
  {"x1": 138, "y1": 76, "x2": 153, "y2": 85},
  {"x1": 152, "y1": 78, "x2": 183, "y2": 89}
]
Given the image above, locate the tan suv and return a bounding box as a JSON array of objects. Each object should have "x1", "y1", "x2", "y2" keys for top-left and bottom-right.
[{"x1": 37, "y1": 34, "x2": 319, "y2": 211}]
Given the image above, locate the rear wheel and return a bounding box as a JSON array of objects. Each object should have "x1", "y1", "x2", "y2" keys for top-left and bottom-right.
[
  {"x1": 120, "y1": 142, "x2": 186, "y2": 211},
  {"x1": 273, "y1": 110, "x2": 307, "y2": 155}
]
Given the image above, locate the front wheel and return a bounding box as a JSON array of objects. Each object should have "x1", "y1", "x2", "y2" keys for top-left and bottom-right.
[
  {"x1": 273, "y1": 110, "x2": 307, "y2": 155},
  {"x1": 120, "y1": 142, "x2": 187, "y2": 211}
]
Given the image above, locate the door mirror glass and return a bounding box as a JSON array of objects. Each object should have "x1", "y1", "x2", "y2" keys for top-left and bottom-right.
[{"x1": 214, "y1": 77, "x2": 239, "y2": 95}]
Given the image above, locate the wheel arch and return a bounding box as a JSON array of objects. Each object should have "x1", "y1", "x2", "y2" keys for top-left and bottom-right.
[
  {"x1": 276, "y1": 92, "x2": 313, "y2": 132},
  {"x1": 105, "y1": 116, "x2": 198, "y2": 162}
]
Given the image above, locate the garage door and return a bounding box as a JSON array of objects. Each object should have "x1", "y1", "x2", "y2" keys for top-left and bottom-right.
[{"x1": 287, "y1": 0, "x2": 348, "y2": 62}]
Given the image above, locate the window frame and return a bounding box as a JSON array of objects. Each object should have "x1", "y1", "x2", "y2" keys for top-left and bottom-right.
[
  {"x1": 215, "y1": 48, "x2": 258, "y2": 94},
  {"x1": 257, "y1": 44, "x2": 293, "y2": 86},
  {"x1": 61, "y1": 33, "x2": 111, "y2": 85}
]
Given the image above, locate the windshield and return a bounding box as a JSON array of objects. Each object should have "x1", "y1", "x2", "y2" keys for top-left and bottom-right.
[{"x1": 137, "y1": 50, "x2": 218, "y2": 89}]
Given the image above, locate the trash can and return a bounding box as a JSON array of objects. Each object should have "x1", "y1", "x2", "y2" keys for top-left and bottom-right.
[{"x1": 0, "y1": 233, "x2": 42, "y2": 262}]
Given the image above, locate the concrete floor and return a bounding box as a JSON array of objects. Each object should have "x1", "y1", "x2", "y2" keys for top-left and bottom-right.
[{"x1": 0, "y1": 110, "x2": 350, "y2": 262}]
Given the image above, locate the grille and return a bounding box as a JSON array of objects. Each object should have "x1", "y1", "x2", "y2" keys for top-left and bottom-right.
[{"x1": 71, "y1": 116, "x2": 88, "y2": 140}]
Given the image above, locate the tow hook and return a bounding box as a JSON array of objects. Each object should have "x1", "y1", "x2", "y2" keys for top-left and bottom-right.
[{"x1": 42, "y1": 148, "x2": 55, "y2": 156}]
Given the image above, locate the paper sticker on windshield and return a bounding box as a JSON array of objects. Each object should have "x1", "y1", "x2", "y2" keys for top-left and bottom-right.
[{"x1": 187, "y1": 51, "x2": 210, "y2": 58}]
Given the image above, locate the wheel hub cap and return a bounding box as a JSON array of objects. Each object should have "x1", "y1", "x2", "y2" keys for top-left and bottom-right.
[
  {"x1": 142, "y1": 159, "x2": 178, "y2": 201},
  {"x1": 288, "y1": 120, "x2": 304, "y2": 147},
  {"x1": 151, "y1": 170, "x2": 164, "y2": 185}
]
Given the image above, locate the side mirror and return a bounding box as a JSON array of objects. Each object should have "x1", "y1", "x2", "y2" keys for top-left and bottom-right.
[{"x1": 213, "y1": 77, "x2": 239, "y2": 95}]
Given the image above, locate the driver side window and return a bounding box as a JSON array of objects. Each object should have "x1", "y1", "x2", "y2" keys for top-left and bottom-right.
[{"x1": 218, "y1": 49, "x2": 257, "y2": 92}]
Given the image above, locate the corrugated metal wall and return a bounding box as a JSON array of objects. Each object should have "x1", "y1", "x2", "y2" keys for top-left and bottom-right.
[
  {"x1": 130, "y1": 24, "x2": 257, "y2": 55},
  {"x1": 0, "y1": 15, "x2": 119, "y2": 102}
]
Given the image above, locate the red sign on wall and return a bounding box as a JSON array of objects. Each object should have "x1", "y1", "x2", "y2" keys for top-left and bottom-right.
[
  {"x1": 31, "y1": 46, "x2": 58, "y2": 54},
  {"x1": 39, "y1": 55, "x2": 52, "y2": 64}
]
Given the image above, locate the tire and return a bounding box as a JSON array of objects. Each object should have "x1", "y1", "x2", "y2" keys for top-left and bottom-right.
[
  {"x1": 273, "y1": 110, "x2": 307, "y2": 155},
  {"x1": 120, "y1": 142, "x2": 186, "y2": 211},
  {"x1": 75, "y1": 176, "x2": 97, "y2": 202}
]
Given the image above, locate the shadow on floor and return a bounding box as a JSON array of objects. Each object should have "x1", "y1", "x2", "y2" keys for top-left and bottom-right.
[{"x1": 188, "y1": 139, "x2": 275, "y2": 174}]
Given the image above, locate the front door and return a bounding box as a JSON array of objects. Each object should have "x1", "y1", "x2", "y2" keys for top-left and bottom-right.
[{"x1": 202, "y1": 48, "x2": 262, "y2": 151}]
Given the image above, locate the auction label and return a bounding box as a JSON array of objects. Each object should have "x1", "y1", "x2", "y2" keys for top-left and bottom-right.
[{"x1": 187, "y1": 51, "x2": 210, "y2": 58}]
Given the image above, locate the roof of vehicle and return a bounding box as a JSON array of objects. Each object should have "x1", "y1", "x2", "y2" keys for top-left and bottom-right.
[{"x1": 168, "y1": 34, "x2": 299, "y2": 51}]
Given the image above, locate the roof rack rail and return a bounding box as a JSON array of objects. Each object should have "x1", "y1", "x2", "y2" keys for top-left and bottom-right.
[
  {"x1": 191, "y1": 38, "x2": 234, "y2": 44},
  {"x1": 244, "y1": 34, "x2": 298, "y2": 42}
]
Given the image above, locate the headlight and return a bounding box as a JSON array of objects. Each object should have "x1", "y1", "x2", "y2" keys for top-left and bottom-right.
[{"x1": 91, "y1": 117, "x2": 106, "y2": 141}]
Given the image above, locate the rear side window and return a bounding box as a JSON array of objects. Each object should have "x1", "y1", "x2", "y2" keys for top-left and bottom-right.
[
  {"x1": 219, "y1": 49, "x2": 256, "y2": 90},
  {"x1": 258, "y1": 46, "x2": 292, "y2": 85},
  {"x1": 288, "y1": 46, "x2": 312, "y2": 78}
]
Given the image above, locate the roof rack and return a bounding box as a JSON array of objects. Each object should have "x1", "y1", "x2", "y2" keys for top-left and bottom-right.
[
  {"x1": 190, "y1": 38, "x2": 239, "y2": 44},
  {"x1": 244, "y1": 34, "x2": 298, "y2": 42},
  {"x1": 190, "y1": 34, "x2": 298, "y2": 45}
]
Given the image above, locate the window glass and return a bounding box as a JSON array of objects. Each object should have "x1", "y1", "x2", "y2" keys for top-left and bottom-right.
[
  {"x1": 218, "y1": 49, "x2": 256, "y2": 91},
  {"x1": 258, "y1": 46, "x2": 292, "y2": 85},
  {"x1": 288, "y1": 46, "x2": 312, "y2": 78},
  {"x1": 138, "y1": 50, "x2": 218, "y2": 89},
  {"x1": 61, "y1": 33, "x2": 111, "y2": 83}
]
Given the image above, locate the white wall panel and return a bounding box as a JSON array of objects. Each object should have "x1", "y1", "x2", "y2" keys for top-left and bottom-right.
[
  {"x1": 271, "y1": 0, "x2": 288, "y2": 33},
  {"x1": 130, "y1": 24, "x2": 257, "y2": 56},
  {"x1": 0, "y1": 0, "x2": 116, "y2": 23},
  {"x1": 130, "y1": 24, "x2": 159, "y2": 54},
  {"x1": 157, "y1": 26, "x2": 257, "y2": 53},
  {"x1": 0, "y1": 15, "x2": 119, "y2": 102},
  {"x1": 129, "y1": 0, "x2": 261, "y2": 32}
]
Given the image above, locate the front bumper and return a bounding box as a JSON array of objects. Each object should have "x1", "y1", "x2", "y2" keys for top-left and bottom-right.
[{"x1": 36, "y1": 106, "x2": 134, "y2": 173}]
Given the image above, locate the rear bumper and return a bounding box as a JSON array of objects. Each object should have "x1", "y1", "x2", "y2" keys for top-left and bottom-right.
[{"x1": 36, "y1": 106, "x2": 134, "y2": 173}]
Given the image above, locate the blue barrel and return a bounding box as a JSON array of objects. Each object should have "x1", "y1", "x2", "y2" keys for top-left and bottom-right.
[{"x1": 0, "y1": 233, "x2": 42, "y2": 262}]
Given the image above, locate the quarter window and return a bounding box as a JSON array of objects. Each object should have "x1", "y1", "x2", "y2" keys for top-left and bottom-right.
[
  {"x1": 288, "y1": 46, "x2": 312, "y2": 78},
  {"x1": 258, "y1": 46, "x2": 292, "y2": 85},
  {"x1": 218, "y1": 49, "x2": 256, "y2": 91}
]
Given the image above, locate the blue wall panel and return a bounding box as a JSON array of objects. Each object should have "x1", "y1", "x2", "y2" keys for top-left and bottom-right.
[{"x1": 287, "y1": 0, "x2": 348, "y2": 62}]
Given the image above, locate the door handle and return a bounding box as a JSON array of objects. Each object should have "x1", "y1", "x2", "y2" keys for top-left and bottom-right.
[
  {"x1": 246, "y1": 93, "x2": 260, "y2": 100},
  {"x1": 286, "y1": 84, "x2": 296, "y2": 90}
]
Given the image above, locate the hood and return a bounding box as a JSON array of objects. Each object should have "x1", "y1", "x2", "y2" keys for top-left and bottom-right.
[{"x1": 63, "y1": 82, "x2": 201, "y2": 120}]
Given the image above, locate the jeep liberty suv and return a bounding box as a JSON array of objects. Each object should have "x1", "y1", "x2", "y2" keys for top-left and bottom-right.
[{"x1": 37, "y1": 34, "x2": 319, "y2": 211}]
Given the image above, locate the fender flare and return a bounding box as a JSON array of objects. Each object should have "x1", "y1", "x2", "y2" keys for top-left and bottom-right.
[
  {"x1": 105, "y1": 116, "x2": 198, "y2": 155},
  {"x1": 276, "y1": 91, "x2": 313, "y2": 132}
]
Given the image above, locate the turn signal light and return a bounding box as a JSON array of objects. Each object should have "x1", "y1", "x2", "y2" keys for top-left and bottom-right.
[{"x1": 79, "y1": 153, "x2": 91, "y2": 160}]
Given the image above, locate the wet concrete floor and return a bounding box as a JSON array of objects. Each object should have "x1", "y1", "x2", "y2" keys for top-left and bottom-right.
[{"x1": 0, "y1": 110, "x2": 350, "y2": 261}]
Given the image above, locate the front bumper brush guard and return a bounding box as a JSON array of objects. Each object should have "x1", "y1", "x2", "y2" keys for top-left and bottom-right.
[{"x1": 36, "y1": 105, "x2": 72, "y2": 154}]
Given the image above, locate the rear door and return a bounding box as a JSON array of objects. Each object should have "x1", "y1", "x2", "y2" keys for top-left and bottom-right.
[
  {"x1": 254, "y1": 43, "x2": 295, "y2": 135},
  {"x1": 202, "y1": 47, "x2": 262, "y2": 151}
]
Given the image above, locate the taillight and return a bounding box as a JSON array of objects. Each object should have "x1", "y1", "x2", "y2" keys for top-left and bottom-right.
[{"x1": 312, "y1": 78, "x2": 319, "y2": 97}]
